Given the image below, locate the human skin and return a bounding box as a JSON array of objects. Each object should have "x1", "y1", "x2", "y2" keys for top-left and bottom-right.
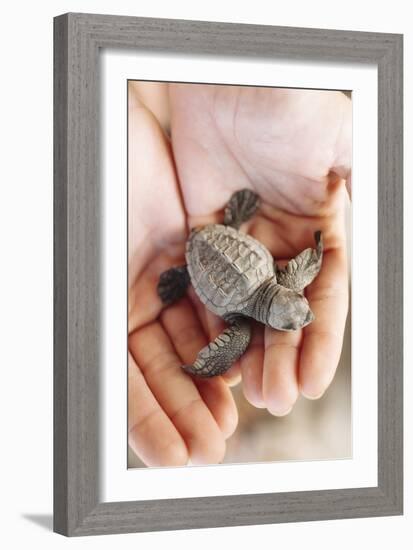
[
  {"x1": 128, "y1": 84, "x2": 238, "y2": 467},
  {"x1": 128, "y1": 82, "x2": 351, "y2": 466},
  {"x1": 169, "y1": 84, "x2": 351, "y2": 414}
]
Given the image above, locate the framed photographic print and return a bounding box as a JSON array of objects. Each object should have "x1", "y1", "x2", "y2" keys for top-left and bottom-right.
[{"x1": 53, "y1": 13, "x2": 403, "y2": 536}]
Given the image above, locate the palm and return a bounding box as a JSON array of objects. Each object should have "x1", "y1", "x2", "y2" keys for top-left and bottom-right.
[{"x1": 169, "y1": 84, "x2": 350, "y2": 413}]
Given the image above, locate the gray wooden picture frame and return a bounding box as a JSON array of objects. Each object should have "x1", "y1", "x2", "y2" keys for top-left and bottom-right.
[{"x1": 53, "y1": 12, "x2": 403, "y2": 537}]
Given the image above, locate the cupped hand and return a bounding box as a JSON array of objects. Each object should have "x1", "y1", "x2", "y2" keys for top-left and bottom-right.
[
  {"x1": 127, "y1": 84, "x2": 238, "y2": 467},
  {"x1": 169, "y1": 84, "x2": 351, "y2": 415}
]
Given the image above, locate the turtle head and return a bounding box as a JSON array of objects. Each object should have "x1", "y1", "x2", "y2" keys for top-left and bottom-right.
[
  {"x1": 258, "y1": 282, "x2": 314, "y2": 331},
  {"x1": 267, "y1": 289, "x2": 314, "y2": 331}
]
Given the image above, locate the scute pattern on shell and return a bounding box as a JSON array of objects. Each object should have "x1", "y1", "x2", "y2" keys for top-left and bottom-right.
[{"x1": 186, "y1": 224, "x2": 274, "y2": 317}]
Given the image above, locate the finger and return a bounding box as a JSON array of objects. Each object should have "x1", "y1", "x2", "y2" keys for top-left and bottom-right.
[
  {"x1": 161, "y1": 297, "x2": 238, "y2": 438},
  {"x1": 240, "y1": 323, "x2": 265, "y2": 408},
  {"x1": 129, "y1": 81, "x2": 170, "y2": 132},
  {"x1": 160, "y1": 296, "x2": 209, "y2": 362},
  {"x1": 193, "y1": 378, "x2": 238, "y2": 438},
  {"x1": 299, "y1": 247, "x2": 348, "y2": 399},
  {"x1": 262, "y1": 327, "x2": 301, "y2": 416},
  {"x1": 129, "y1": 322, "x2": 226, "y2": 464},
  {"x1": 221, "y1": 362, "x2": 242, "y2": 386},
  {"x1": 128, "y1": 249, "x2": 185, "y2": 333},
  {"x1": 128, "y1": 352, "x2": 188, "y2": 467}
]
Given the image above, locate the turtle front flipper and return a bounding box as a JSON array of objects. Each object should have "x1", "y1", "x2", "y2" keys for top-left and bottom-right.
[
  {"x1": 276, "y1": 231, "x2": 324, "y2": 293},
  {"x1": 157, "y1": 265, "x2": 190, "y2": 306},
  {"x1": 224, "y1": 188, "x2": 260, "y2": 229},
  {"x1": 182, "y1": 316, "x2": 251, "y2": 377}
]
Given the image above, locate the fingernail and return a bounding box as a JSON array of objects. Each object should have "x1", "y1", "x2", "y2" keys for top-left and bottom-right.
[
  {"x1": 300, "y1": 386, "x2": 326, "y2": 400},
  {"x1": 224, "y1": 374, "x2": 242, "y2": 387},
  {"x1": 247, "y1": 397, "x2": 266, "y2": 409},
  {"x1": 268, "y1": 404, "x2": 293, "y2": 417},
  {"x1": 243, "y1": 387, "x2": 266, "y2": 409}
]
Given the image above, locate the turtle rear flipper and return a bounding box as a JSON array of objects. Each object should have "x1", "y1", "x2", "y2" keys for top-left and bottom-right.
[
  {"x1": 157, "y1": 265, "x2": 190, "y2": 306},
  {"x1": 276, "y1": 231, "x2": 324, "y2": 293},
  {"x1": 182, "y1": 316, "x2": 251, "y2": 377},
  {"x1": 224, "y1": 188, "x2": 260, "y2": 229}
]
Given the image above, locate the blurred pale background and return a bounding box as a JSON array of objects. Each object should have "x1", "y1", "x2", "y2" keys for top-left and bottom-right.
[{"x1": 128, "y1": 81, "x2": 351, "y2": 468}]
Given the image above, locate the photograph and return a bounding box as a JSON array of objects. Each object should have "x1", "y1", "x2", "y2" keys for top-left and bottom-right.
[
  {"x1": 50, "y1": 10, "x2": 402, "y2": 537},
  {"x1": 127, "y1": 80, "x2": 352, "y2": 468}
]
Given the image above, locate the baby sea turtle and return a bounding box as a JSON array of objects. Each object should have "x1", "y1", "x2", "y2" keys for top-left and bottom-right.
[{"x1": 157, "y1": 189, "x2": 323, "y2": 377}]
